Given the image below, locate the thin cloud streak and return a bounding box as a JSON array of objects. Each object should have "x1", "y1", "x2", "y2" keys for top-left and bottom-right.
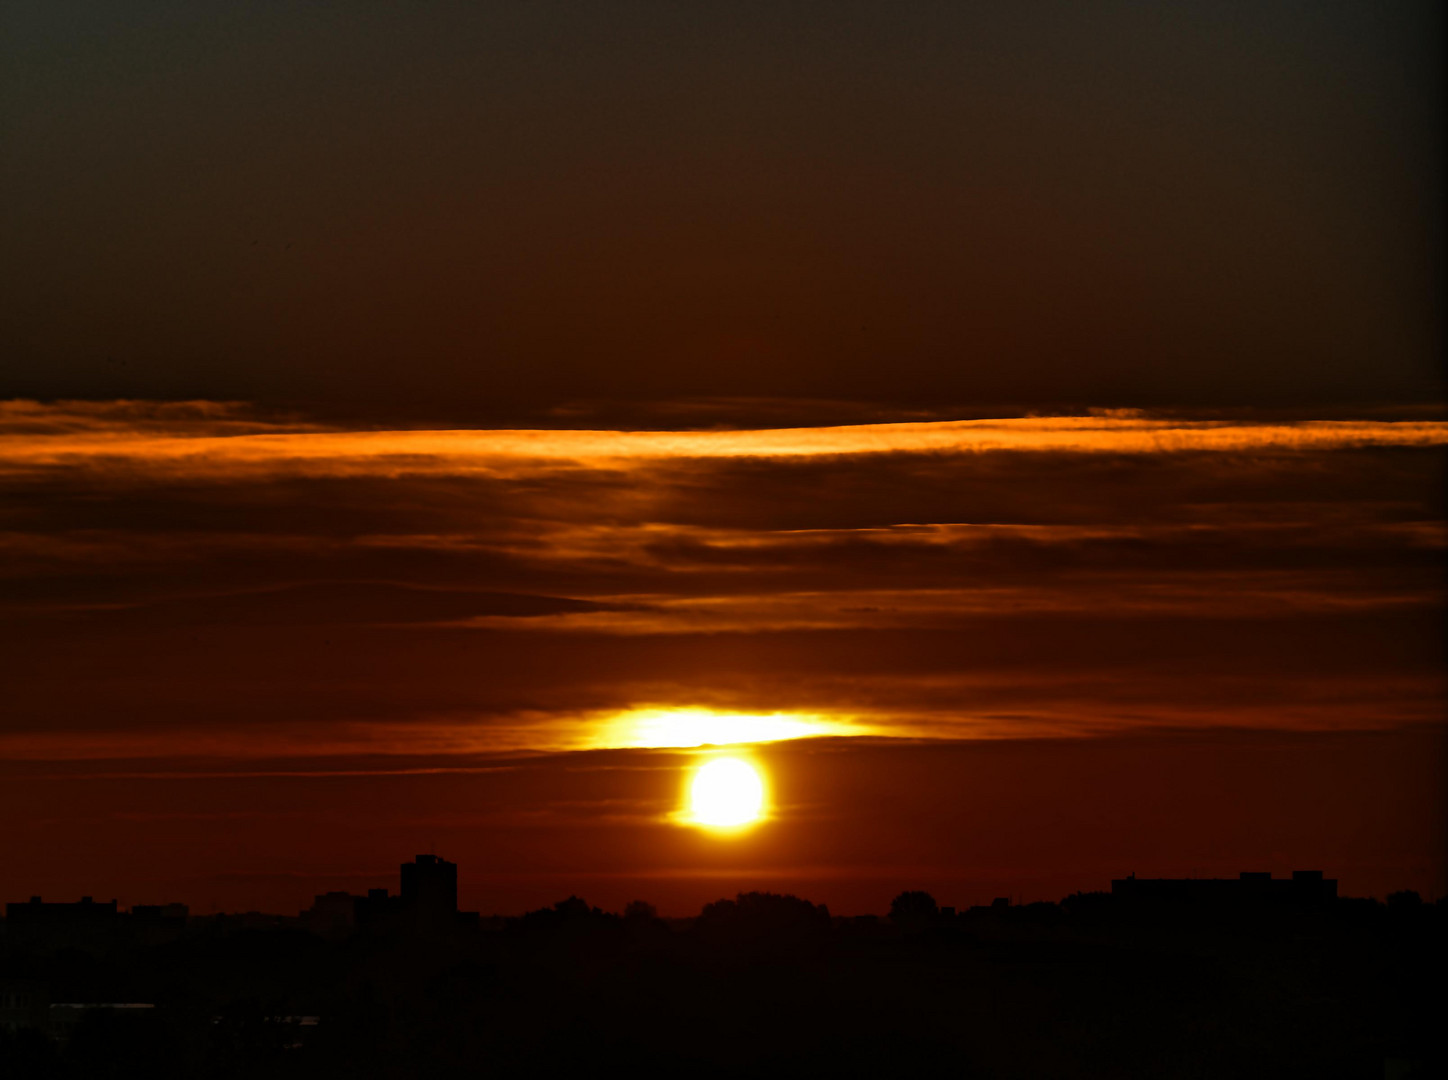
[
  {"x1": 2, "y1": 404, "x2": 1446, "y2": 481},
  {"x1": 447, "y1": 585, "x2": 1441, "y2": 634}
]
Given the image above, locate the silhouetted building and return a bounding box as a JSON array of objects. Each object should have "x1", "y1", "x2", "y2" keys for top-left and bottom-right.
[
  {"x1": 402, "y1": 854, "x2": 457, "y2": 925},
  {"x1": 317, "y1": 857, "x2": 474, "y2": 936},
  {"x1": 130, "y1": 902, "x2": 188, "y2": 923},
  {"x1": 6, "y1": 895, "x2": 118, "y2": 925},
  {"x1": 0, "y1": 980, "x2": 49, "y2": 1034},
  {"x1": 5, "y1": 896, "x2": 120, "y2": 950},
  {"x1": 354, "y1": 886, "x2": 397, "y2": 928},
  {"x1": 303, "y1": 891, "x2": 359, "y2": 938},
  {"x1": 399, "y1": 854, "x2": 461, "y2": 933},
  {"x1": 129, "y1": 902, "x2": 189, "y2": 945},
  {"x1": 1111, "y1": 870, "x2": 1338, "y2": 911}
]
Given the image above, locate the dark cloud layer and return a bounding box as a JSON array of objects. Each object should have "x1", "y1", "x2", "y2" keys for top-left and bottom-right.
[
  {"x1": 2, "y1": 407, "x2": 1441, "y2": 748},
  {"x1": 1, "y1": 404, "x2": 1443, "y2": 907}
]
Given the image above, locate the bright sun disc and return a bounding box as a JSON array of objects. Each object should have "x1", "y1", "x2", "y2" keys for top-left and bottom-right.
[{"x1": 689, "y1": 758, "x2": 765, "y2": 827}]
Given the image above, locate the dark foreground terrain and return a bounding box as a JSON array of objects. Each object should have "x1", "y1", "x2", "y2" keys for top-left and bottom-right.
[{"x1": 2, "y1": 891, "x2": 1441, "y2": 1078}]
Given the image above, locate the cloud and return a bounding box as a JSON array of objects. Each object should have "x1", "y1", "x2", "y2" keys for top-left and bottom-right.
[
  {"x1": 1, "y1": 402, "x2": 1445, "y2": 482},
  {"x1": 0, "y1": 400, "x2": 1442, "y2": 762},
  {"x1": 0, "y1": 399, "x2": 323, "y2": 437}
]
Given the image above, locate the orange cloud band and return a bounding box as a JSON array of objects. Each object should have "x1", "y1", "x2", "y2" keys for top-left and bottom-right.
[{"x1": 2, "y1": 407, "x2": 1446, "y2": 479}]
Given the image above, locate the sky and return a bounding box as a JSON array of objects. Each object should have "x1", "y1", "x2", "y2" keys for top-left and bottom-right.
[{"x1": 1, "y1": 2, "x2": 1444, "y2": 914}]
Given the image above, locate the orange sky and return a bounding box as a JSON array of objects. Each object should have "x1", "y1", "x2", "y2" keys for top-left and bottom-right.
[
  {"x1": 1, "y1": 3, "x2": 1442, "y2": 916},
  {"x1": 1, "y1": 731, "x2": 1440, "y2": 916},
  {"x1": 1, "y1": 402, "x2": 1443, "y2": 911}
]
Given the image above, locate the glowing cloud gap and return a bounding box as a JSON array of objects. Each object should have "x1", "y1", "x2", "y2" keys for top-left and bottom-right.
[{"x1": 592, "y1": 708, "x2": 869, "y2": 749}]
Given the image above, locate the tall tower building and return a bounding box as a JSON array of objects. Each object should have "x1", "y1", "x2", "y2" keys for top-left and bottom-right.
[{"x1": 400, "y1": 855, "x2": 457, "y2": 930}]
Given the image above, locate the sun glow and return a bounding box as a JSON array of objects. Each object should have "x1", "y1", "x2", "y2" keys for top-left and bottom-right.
[
  {"x1": 599, "y1": 707, "x2": 862, "y2": 749},
  {"x1": 688, "y1": 758, "x2": 766, "y2": 828}
]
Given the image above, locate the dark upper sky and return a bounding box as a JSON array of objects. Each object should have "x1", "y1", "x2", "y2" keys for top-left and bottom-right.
[{"x1": 3, "y1": 1, "x2": 1442, "y2": 421}]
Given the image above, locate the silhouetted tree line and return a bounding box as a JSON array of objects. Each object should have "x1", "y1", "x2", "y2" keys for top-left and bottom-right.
[{"x1": 1, "y1": 889, "x2": 1442, "y2": 1078}]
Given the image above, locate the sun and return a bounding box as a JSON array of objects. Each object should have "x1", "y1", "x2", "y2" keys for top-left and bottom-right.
[{"x1": 688, "y1": 758, "x2": 766, "y2": 828}]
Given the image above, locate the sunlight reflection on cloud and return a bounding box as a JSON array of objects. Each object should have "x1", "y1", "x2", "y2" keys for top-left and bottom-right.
[
  {"x1": 589, "y1": 708, "x2": 870, "y2": 749},
  {"x1": 3, "y1": 407, "x2": 1447, "y2": 482}
]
